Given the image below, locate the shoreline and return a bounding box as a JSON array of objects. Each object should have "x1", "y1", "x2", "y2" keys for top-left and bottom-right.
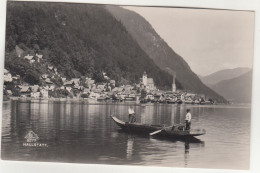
[{"x1": 3, "y1": 97, "x2": 251, "y2": 107}]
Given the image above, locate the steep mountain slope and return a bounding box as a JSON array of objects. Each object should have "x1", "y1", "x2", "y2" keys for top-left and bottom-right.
[
  {"x1": 5, "y1": 2, "x2": 174, "y2": 88},
  {"x1": 106, "y1": 5, "x2": 225, "y2": 101},
  {"x1": 210, "y1": 70, "x2": 253, "y2": 103},
  {"x1": 201, "y1": 67, "x2": 251, "y2": 85}
]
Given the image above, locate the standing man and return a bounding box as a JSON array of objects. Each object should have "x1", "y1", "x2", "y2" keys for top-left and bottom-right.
[
  {"x1": 185, "y1": 109, "x2": 192, "y2": 130},
  {"x1": 128, "y1": 106, "x2": 135, "y2": 123}
]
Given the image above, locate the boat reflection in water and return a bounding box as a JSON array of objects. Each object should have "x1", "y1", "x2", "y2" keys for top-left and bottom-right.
[
  {"x1": 126, "y1": 135, "x2": 134, "y2": 160},
  {"x1": 1, "y1": 101, "x2": 250, "y2": 169}
]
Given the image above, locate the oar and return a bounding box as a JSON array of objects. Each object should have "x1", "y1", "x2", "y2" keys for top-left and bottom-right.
[{"x1": 149, "y1": 129, "x2": 163, "y2": 136}]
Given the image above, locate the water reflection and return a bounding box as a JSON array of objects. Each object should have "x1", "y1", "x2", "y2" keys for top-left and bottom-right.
[
  {"x1": 1, "y1": 101, "x2": 250, "y2": 169},
  {"x1": 126, "y1": 135, "x2": 134, "y2": 160}
]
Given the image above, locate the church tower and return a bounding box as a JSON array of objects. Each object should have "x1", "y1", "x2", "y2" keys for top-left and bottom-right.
[
  {"x1": 142, "y1": 71, "x2": 147, "y2": 86},
  {"x1": 172, "y1": 72, "x2": 176, "y2": 92}
]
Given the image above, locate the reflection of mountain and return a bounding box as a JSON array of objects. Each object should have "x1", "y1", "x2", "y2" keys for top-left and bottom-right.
[
  {"x1": 210, "y1": 70, "x2": 253, "y2": 103},
  {"x1": 200, "y1": 67, "x2": 251, "y2": 85},
  {"x1": 106, "y1": 5, "x2": 226, "y2": 102}
]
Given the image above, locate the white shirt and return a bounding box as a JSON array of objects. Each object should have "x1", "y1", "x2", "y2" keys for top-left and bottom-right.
[
  {"x1": 185, "y1": 112, "x2": 191, "y2": 122},
  {"x1": 128, "y1": 108, "x2": 135, "y2": 114}
]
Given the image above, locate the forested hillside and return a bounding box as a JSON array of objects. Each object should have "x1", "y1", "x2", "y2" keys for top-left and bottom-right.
[
  {"x1": 106, "y1": 5, "x2": 225, "y2": 102},
  {"x1": 5, "y1": 2, "x2": 177, "y2": 89}
]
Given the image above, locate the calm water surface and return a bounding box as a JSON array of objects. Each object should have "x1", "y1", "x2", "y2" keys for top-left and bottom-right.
[{"x1": 1, "y1": 101, "x2": 251, "y2": 169}]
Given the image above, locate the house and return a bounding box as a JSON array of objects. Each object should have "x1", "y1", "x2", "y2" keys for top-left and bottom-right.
[
  {"x1": 53, "y1": 67, "x2": 58, "y2": 74},
  {"x1": 20, "y1": 86, "x2": 31, "y2": 96},
  {"x1": 49, "y1": 85, "x2": 55, "y2": 91},
  {"x1": 64, "y1": 80, "x2": 74, "y2": 87},
  {"x1": 45, "y1": 78, "x2": 53, "y2": 84},
  {"x1": 92, "y1": 88, "x2": 102, "y2": 94},
  {"x1": 129, "y1": 92, "x2": 136, "y2": 98},
  {"x1": 97, "y1": 84, "x2": 106, "y2": 91},
  {"x1": 118, "y1": 87, "x2": 124, "y2": 92},
  {"x1": 12, "y1": 75, "x2": 20, "y2": 80},
  {"x1": 91, "y1": 84, "x2": 96, "y2": 90},
  {"x1": 74, "y1": 85, "x2": 84, "y2": 91},
  {"x1": 24, "y1": 54, "x2": 36, "y2": 63},
  {"x1": 71, "y1": 78, "x2": 80, "y2": 85},
  {"x1": 35, "y1": 53, "x2": 43, "y2": 62},
  {"x1": 185, "y1": 96, "x2": 193, "y2": 103},
  {"x1": 153, "y1": 90, "x2": 164, "y2": 96},
  {"x1": 107, "y1": 92, "x2": 114, "y2": 97},
  {"x1": 119, "y1": 93, "x2": 127, "y2": 100},
  {"x1": 85, "y1": 78, "x2": 95, "y2": 86},
  {"x1": 112, "y1": 87, "x2": 119, "y2": 92},
  {"x1": 103, "y1": 72, "x2": 110, "y2": 80},
  {"x1": 24, "y1": 54, "x2": 34, "y2": 61},
  {"x1": 110, "y1": 80, "x2": 116, "y2": 86},
  {"x1": 65, "y1": 86, "x2": 72, "y2": 92},
  {"x1": 4, "y1": 69, "x2": 12, "y2": 82},
  {"x1": 31, "y1": 92, "x2": 40, "y2": 98},
  {"x1": 61, "y1": 77, "x2": 67, "y2": 83},
  {"x1": 6, "y1": 90, "x2": 12, "y2": 95},
  {"x1": 15, "y1": 45, "x2": 24, "y2": 57},
  {"x1": 88, "y1": 92, "x2": 100, "y2": 100},
  {"x1": 41, "y1": 74, "x2": 49, "y2": 79},
  {"x1": 124, "y1": 85, "x2": 132, "y2": 91},
  {"x1": 48, "y1": 65, "x2": 54, "y2": 71},
  {"x1": 107, "y1": 85, "x2": 111, "y2": 92},
  {"x1": 146, "y1": 93, "x2": 154, "y2": 100},
  {"x1": 83, "y1": 88, "x2": 90, "y2": 94},
  {"x1": 40, "y1": 89, "x2": 49, "y2": 98},
  {"x1": 30, "y1": 85, "x2": 39, "y2": 92}
]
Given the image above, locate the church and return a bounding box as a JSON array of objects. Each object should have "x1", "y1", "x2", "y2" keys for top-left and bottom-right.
[{"x1": 140, "y1": 71, "x2": 155, "y2": 90}]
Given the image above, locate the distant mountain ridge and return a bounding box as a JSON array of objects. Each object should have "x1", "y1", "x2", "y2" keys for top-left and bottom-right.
[
  {"x1": 210, "y1": 70, "x2": 253, "y2": 103},
  {"x1": 201, "y1": 67, "x2": 251, "y2": 86},
  {"x1": 106, "y1": 5, "x2": 225, "y2": 102}
]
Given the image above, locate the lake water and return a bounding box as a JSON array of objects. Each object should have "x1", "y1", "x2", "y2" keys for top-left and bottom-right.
[{"x1": 1, "y1": 100, "x2": 251, "y2": 170}]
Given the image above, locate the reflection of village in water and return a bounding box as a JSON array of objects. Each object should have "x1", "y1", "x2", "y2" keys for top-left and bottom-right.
[{"x1": 2, "y1": 101, "x2": 205, "y2": 166}]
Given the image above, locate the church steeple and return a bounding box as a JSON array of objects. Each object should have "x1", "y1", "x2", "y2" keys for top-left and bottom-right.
[
  {"x1": 172, "y1": 72, "x2": 176, "y2": 92},
  {"x1": 142, "y1": 71, "x2": 147, "y2": 86}
]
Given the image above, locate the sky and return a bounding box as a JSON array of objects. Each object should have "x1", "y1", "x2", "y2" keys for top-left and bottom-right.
[{"x1": 124, "y1": 6, "x2": 255, "y2": 76}]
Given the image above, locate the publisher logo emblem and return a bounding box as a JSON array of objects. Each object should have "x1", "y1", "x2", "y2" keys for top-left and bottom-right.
[
  {"x1": 23, "y1": 130, "x2": 48, "y2": 148},
  {"x1": 24, "y1": 130, "x2": 39, "y2": 142}
]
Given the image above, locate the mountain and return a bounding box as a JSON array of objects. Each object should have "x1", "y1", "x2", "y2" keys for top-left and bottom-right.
[
  {"x1": 210, "y1": 70, "x2": 253, "y2": 103},
  {"x1": 201, "y1": 67, "x2": 251, "y2": 86},
  {"x1": 5, "y1": 2, "x2": 175, "y2": 88},
  {"x1": 106, "y1": 5, "x2": 225, "y2": 102}
]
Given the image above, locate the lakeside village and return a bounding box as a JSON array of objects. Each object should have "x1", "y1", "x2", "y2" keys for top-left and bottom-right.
[{"x1": 3, "y1": 53, "x2": 214, "y2": 105}]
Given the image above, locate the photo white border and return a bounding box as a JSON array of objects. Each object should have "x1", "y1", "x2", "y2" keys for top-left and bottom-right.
[{"x1": 0, "y1": 0, "x2": 259, "y2": 173}]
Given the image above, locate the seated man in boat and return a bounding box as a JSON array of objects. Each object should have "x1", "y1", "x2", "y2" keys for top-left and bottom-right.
[
  {"x1": 185, "y1": 109, "x2": 192, "y2": 130},
  {"x1": 128, "y1": 106, "x2": 136, "y2": 123}
]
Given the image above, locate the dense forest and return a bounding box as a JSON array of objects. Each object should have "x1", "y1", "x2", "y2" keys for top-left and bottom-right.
[{"x1": 5, "y1": 2, "x2": 181, "y2": 89}]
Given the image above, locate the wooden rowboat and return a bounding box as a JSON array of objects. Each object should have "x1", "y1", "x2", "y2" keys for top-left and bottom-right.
[{"x1": 111, "y1": 115, "x2": 206, "y2": 138}]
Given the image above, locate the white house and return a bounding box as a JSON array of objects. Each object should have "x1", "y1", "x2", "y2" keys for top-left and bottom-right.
[
  {"x1": 4, "y1": 69, "x2": 12, "y2": 82},
  {"x1": 31, "y1": 92, "x2": 40, "y2": 98},
  {"x1": 40, "y1": 89, "x2": 49, "y2": 98}
]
